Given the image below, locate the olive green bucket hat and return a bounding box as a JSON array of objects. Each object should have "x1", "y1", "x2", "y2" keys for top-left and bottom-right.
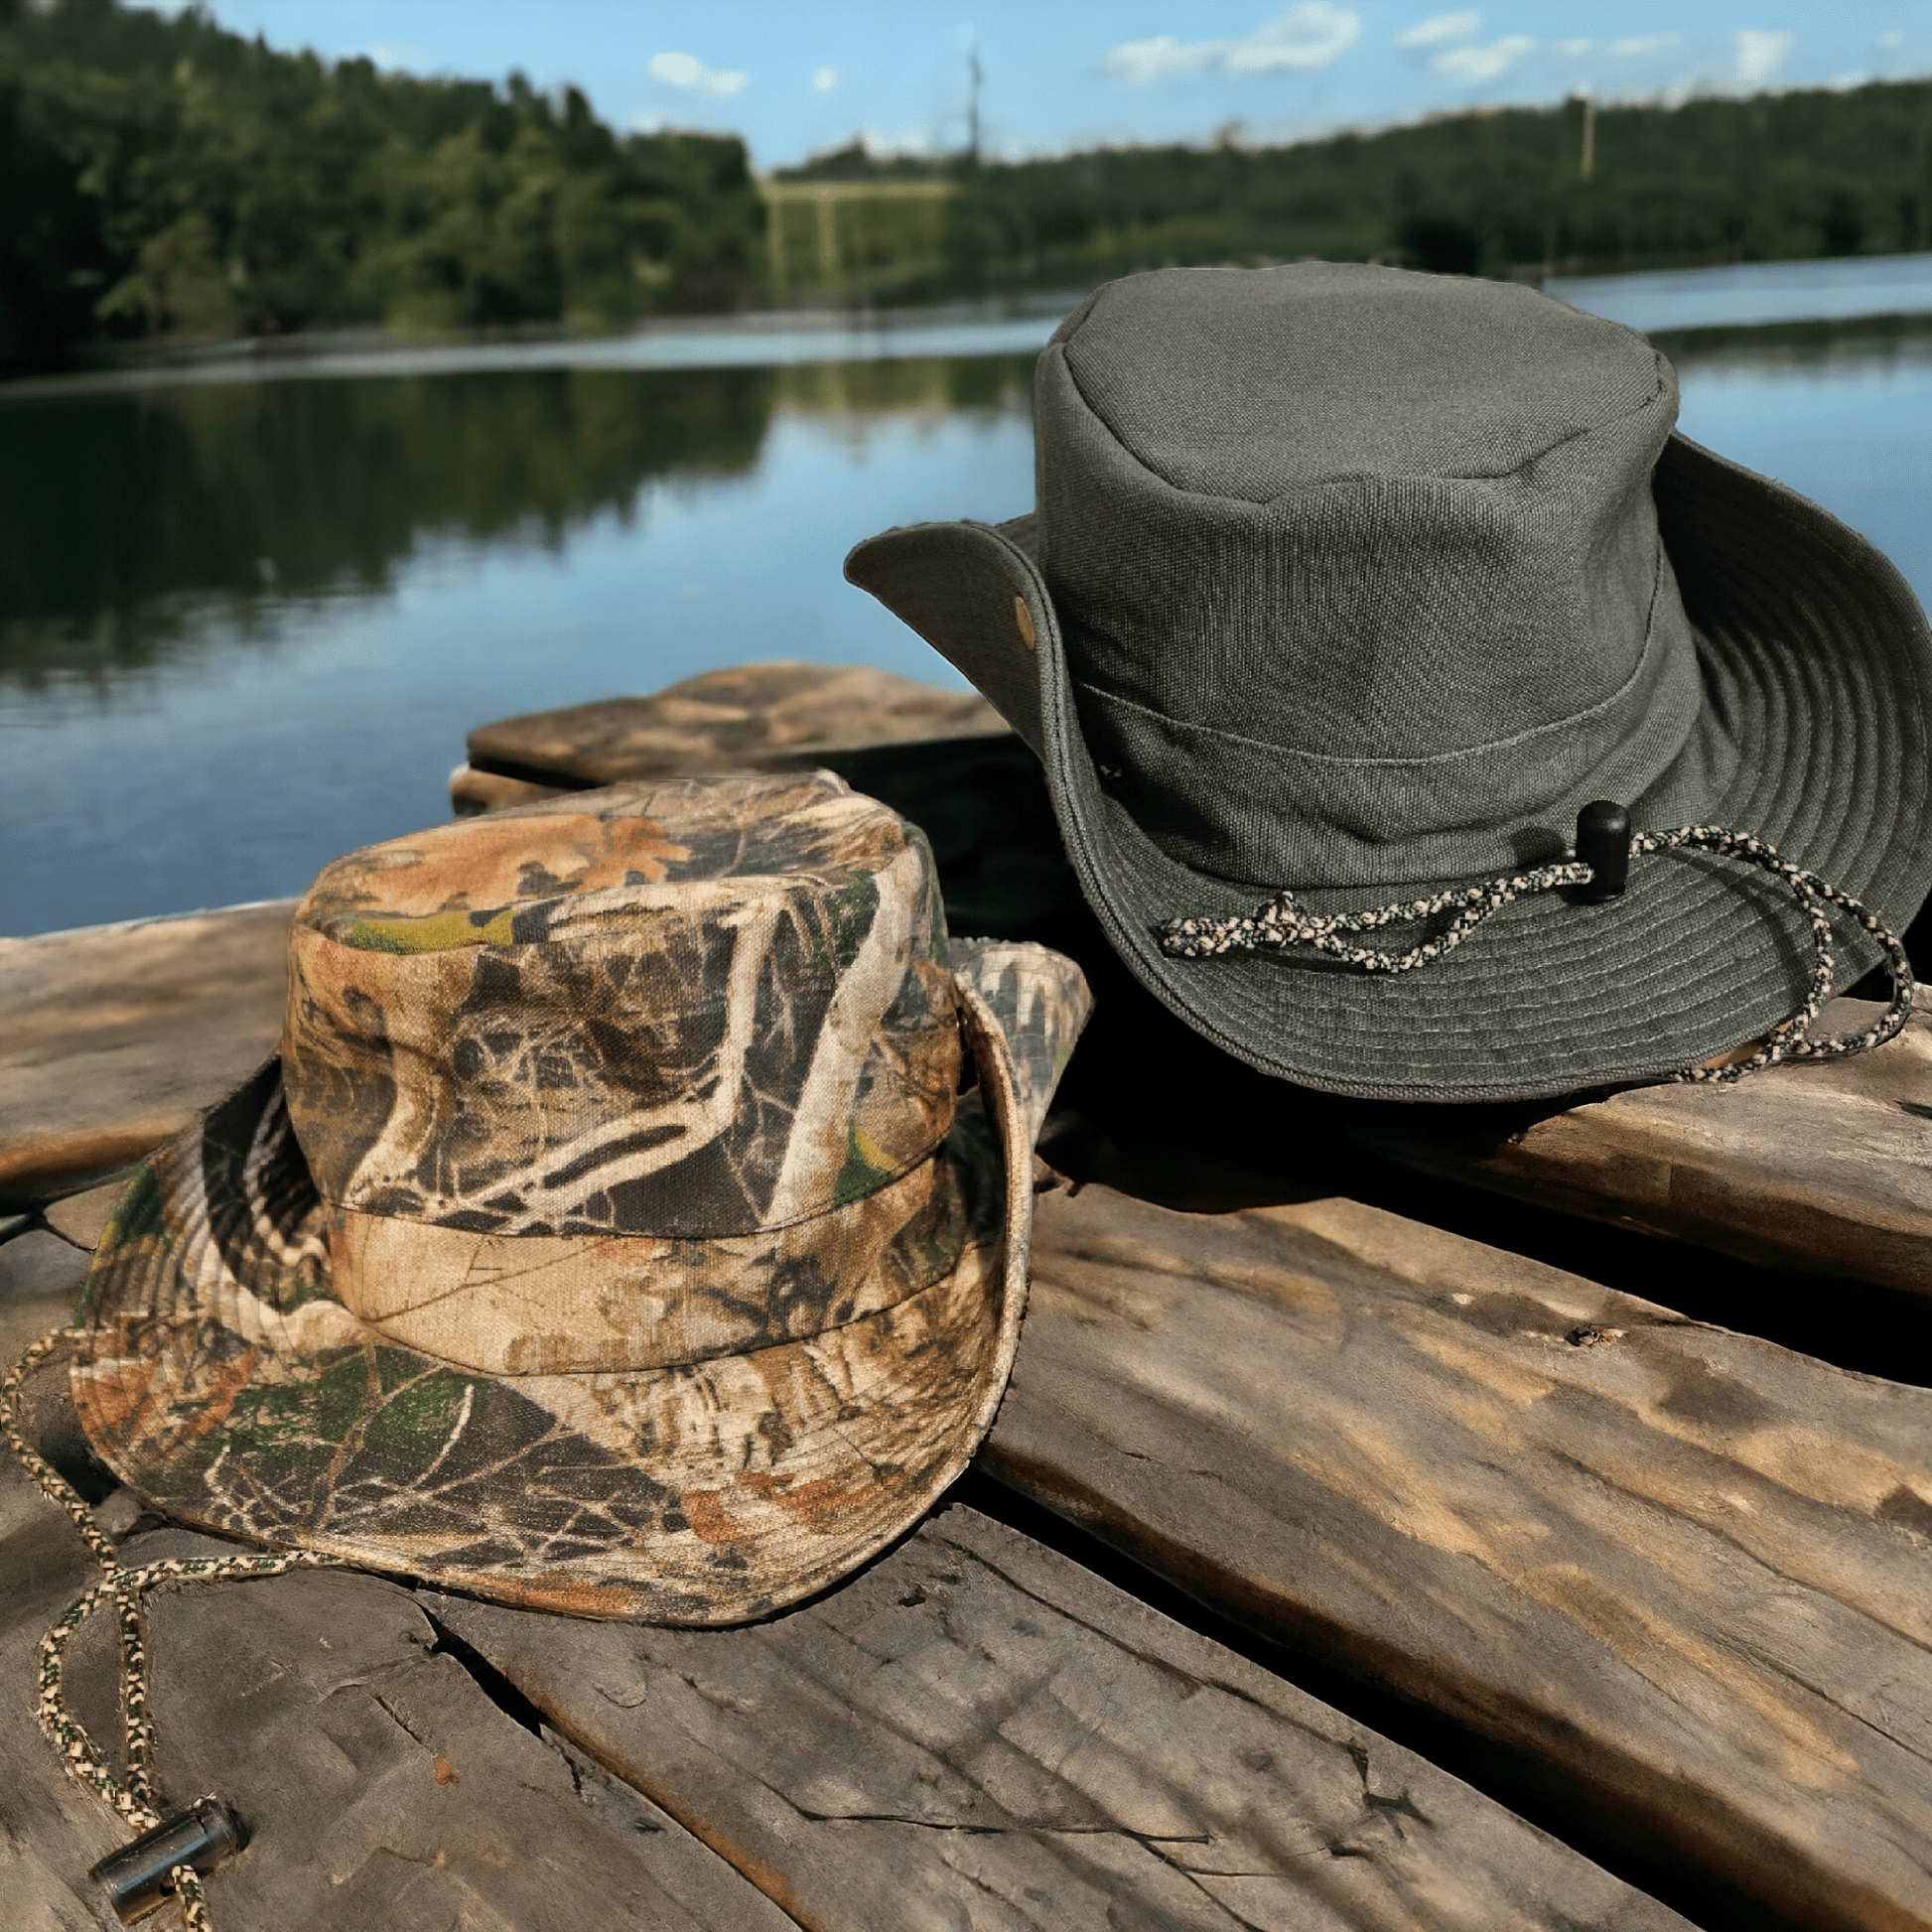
[
  {"x1": 69, "y1": 770, "x2": 1091, "y2": 1623},
  {"x1": 847, "y1": 262, "x2": 1932, "y2": 1102}
]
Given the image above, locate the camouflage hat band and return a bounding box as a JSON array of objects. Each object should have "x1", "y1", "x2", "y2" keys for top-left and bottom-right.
[
  {"x1": 329, "y1": 1143, "x2": 970, "y2": 1376},
  {"x1": 69, "y1": 774, "x2": 1093, "y2": 1622}
]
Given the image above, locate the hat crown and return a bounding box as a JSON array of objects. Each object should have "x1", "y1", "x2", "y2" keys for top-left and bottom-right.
[
  {"x1": 1035, "y1": 262, "x2": 1709, "y2": 891},
  {"x1": 282, "y1": 771, "x2": 961, "y2": 1241},
  {"x1": 1053, "y1": 260, "x2": 1664, "y2": 499}
]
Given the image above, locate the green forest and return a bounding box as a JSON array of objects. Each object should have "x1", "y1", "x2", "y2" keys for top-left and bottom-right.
[
  {"x1": 8, "y1": 0, "x2": 1932, "y2": 374},
  {"x1": 0, "y1": 0, "x2": 764, "y2": 371},
  {"x1": 797, "y1": 84, "x2": 1932, "y2": 301}
]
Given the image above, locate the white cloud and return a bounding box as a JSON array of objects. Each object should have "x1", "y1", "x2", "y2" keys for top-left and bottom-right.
[
  {"x1": 1608, "y1": 34, "x2": 1677, "y2": 58},
  {"x1": 812, "y1": 66, "x2": 837, "y2": 92},
  {"x1": 1227, "y1": 3, "x2": 1361, "y2": 71},
  {"x1": 1735, "y1": 28, "x2": 1793, "y2": 87},
  {"x1": 1101, "y1": 5, "x2": 1360, "y2": 83},
  {"x1": 1100, "y1": 34, "x2": 1222, "y2": 82},
  {"x1": 1878, "y1": 30, "x2": 1906, "y2": 48},
  {"x1": 1395, "y1": 12, "x2": 1479, "y2": 52},
  {"x1": 649, "y1": 51, "x2": 748, "y2": 96},
  {"x1": 1432, "y1": 33, "x2": 1535, "y2": 81},
  {"x1": 1556, "y1": 39, "x2": 1594, "y2": 56}
]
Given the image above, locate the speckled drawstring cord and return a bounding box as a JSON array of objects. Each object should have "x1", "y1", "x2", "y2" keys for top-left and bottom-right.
[
  {"x1": 1158, "y1": 824, "x2": 1917, "y2": 1085},
  {"x1": 2, "y1": 1324, "x2": 344, "y2": 1928}
]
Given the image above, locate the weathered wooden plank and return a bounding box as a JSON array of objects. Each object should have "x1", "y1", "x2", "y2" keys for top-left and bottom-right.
[
  {"x1": 0, "y1": 1441, "x2": 795, "y2": 1930},
  {"x1": 982, "y1": 1176, "x2": 1932, "y2": 1932},
  {"x1": 427, "y1": 1501, "x2": 1696, "y2": 1932},
  {"x1": 449, "y1": 762, "x2": 577, "y2": 816},
  {"x1": 464, "y1": 661, "x2": 1004, "y2": 787},
  {"x1": 0, "y1": 900, "x2": 294, "y2": 1208},
  {"x1": 1341, "y1": 988, "x2": 1932, "y2": 1298},
  {"x1": 0, "y1": 1229, "x2": 88, "y2": 1374},
  {"x1": 40, "y1": 1183, "x2": 127, "y2": 1255}
]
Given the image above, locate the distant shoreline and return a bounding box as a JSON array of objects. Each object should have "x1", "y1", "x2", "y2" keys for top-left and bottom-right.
[
  {"x1": 13, "y1": 254, "x2": 1932, "y2": 403},
  {"x1": 0, "y1": 293, "x2": 1081, "y2": 403}
]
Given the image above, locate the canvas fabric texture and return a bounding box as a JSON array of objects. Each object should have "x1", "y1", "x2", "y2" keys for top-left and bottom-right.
[
  {"x1": 69, "y1": 772, "x2": 1092, "y2": 1623},
  {"x1": 845, "y1": 261, "x2": 1932, "y2": 1102}
]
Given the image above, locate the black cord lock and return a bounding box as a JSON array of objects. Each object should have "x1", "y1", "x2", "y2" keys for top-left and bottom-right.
[
  {"x1": 90, "y1": 1797, "x2": 242, "y2": 1924},
  {"x1": 1575, "y1": 800, "x2": 1631, "y2": 902}
]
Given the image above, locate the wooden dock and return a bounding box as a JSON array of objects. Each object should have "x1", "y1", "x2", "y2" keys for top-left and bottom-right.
[{"x1": 5, "y1": 662, "x2": 1930, "y2": 1931}]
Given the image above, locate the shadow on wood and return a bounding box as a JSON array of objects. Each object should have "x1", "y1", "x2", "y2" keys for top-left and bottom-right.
[
  {"x1": 0, "y1": 1450, "x2": 794, "y2": 1930},
  {"x1": 985, "y1": 1175, "x2": 1932, "y2": 1932},
  {"x1": 425, "y1": 1502, "x2": 1695, "y2": 1932},
  {"x1": 1341, "y1": 989, "x2": 1932, "y2": 1299}
]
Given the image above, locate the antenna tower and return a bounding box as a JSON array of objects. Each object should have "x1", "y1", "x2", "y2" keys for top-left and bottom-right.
[{"x1": 967, "y1": 42, "x2": 982, "y2": 165}]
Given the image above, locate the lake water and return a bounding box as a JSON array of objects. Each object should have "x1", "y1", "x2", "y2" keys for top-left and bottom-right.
[{"x1": 9, "y1": 260, "x2": 1932, "y2": 937}]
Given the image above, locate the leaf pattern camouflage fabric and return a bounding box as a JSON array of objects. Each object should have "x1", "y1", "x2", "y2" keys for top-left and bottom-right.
[
  {"x1": 285, "y1": 772, "x2": 963, "y2": 1237},
  {"x1": 69, "y1": 773, "x2": 1092, "y2": 1623}
]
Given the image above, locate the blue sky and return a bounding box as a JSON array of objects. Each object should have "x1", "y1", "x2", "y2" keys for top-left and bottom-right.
[{"x1": 135, "y1": 2, "x2": 1932, "y2": 168}]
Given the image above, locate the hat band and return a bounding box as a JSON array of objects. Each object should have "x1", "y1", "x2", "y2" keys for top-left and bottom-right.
[
  {"x1": 1158, "y1": 822, "x2": 1916, "y2": 1086},
  {"x1": 330, "y1": 1141, "x2": 973, "y2": 1376},
  {"x1": 1068, "y1": 593, "x2": 1707, "y2": 893}
]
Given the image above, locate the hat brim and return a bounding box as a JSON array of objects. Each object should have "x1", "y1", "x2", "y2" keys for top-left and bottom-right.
[
  {"x1": 846, "y1": 434, "x2": 1932, "y2": 1101},
  {"x1": 69, "y1": 939, "x2": 1089, "y2": 1624}
]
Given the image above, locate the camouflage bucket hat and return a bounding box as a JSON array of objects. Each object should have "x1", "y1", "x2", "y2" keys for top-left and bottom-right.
[{"x1": 69, "y1": 770, "x2": 1091, "y2": 1624}]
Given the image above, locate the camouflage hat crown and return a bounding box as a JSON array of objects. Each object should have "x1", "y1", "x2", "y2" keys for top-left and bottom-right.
[
  {"x1": 286, "y1": 776, "x2": 960, "y2": 1241},
  {"x1": 71, "y1": 771, "x2": 1092, "y2": 1623}
]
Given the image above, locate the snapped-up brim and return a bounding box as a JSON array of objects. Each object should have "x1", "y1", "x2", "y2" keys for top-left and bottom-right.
[
  {"x1": 847, "y1": 434, "x2": 1932, "y2": 1101},
  {"x1": 69, "y1": 939, "x2": 1090, "y2": 1624}
]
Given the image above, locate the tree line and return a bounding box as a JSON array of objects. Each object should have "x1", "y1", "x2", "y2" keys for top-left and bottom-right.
[
  {"x1": 796, "y1": 85, "x2": 1932, "y2": 299},
  {"x1": 0, "y1": 0, "x2": 764, "y2": 372},
  {"x1": 6, "y1": 0, "x2": 1932, "y2": 374}
]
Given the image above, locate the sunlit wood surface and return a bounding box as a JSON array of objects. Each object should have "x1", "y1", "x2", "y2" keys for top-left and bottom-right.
[{"x1": 7, "y1": 661, "x2": 1932, "y2": 1929}]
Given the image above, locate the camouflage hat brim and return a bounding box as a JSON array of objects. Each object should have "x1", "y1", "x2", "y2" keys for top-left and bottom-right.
[{"x1": 69, "y1": 939, "x2": 1089, "y2": 1624}]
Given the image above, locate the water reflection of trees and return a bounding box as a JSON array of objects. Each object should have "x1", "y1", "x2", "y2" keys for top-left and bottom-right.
[
  {"x1": 0, "y1": 350, "x2": 1038, "y2": 687},
  {"x1": 0, "y1": 365, "x2": 777, "y2": 684},
  {"x1": 1655, "y1": 310, "x2": 1932, "y2": 378},
  {"x1": 775, "y1": 352, "x2": 1033, "y2": 434}
]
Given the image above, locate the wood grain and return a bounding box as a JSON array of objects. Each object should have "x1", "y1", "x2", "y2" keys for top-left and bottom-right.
[
  {"x1": 40, "y1": 1182, "x2": 127, "y2": 1254},
  {"x1": 1343, "y1": 988, "x2": 1932, "y2": 1297},
  {"x1": 983, "y1": 1176, "x2": 1932, "y2": 1932},
  {"x1": 0, "y1": 1228, "x2": 88, "y2": 1374},
  {"x1": 465, "y1": 661, "x2": 1004, "y2": 787},
  {"x1": 428, "y1": 1501, "x2": 1695, "y2": 1932},
  {"x1": 0, "y1": 1445, "x2": 794, "y2": 1931},
  {"x1": 0, "y1": 900, "x2": 294, "y2": 1208}
]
